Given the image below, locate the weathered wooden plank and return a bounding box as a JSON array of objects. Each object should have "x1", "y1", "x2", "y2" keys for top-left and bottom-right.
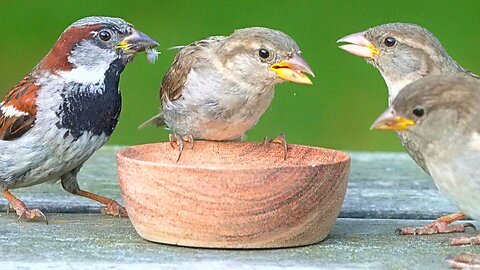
[
  {"x1": 0, "y1": 214, "x2": 477, "y2": 270},
  {"x1": 0, "y1": 146, "x2": 458, "y2": 219},
  {"x1": 342, "y1": 152, "x2": 458, "y2": 219}
]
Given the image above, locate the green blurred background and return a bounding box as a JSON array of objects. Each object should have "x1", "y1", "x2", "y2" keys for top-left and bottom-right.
[{"x1": 0, "y1": 1, "x2": 478, "y2": 151}]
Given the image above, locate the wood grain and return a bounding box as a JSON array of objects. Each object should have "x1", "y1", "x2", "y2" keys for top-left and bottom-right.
[{"x1": 117, "y1": 141, "x2": 350, "y2": 248}]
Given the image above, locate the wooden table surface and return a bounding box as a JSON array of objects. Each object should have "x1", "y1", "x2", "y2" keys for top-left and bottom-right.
[{"x1": 1, "y1": 146, "x2": 478, "y2": 269}]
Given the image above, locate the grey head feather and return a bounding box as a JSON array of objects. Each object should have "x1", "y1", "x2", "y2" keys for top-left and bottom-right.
[
  {"x1": 68, "y1": 16, "x2": 133, "y2": 33},
  {"x1": 225, "y1": 27, "x2": 301, "y2": 54},
  {"x1": 368, "y1": 23, "x2": 444, "y2": 49},
  {"x1": 394, "y1": 74, "x2": 480, "y2": 119}
]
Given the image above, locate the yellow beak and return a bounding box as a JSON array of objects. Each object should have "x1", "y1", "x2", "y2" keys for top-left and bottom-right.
[
  {"x1": 337, "y1": 31, "x2": 380, "y2": 59},
  {"x1": 371, "y1": 109, "x2": 415, "y2": 131},
  {"x1": 270, "y1": 53, "x2": 315, "y2": 85}
]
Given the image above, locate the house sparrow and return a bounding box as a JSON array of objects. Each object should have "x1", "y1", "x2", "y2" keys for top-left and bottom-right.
[
  {"x1": 0, "y1": 16, "x2": 158, "y2": 223},
  {"x1": 141, "y1": 27, "x2": 314, "y2": 161},
  {"x1": 371, "y1": 74, "x2": 480, "y2": 268},
  {"x1": 338, "y1": 22, "x2": 479, "y2": 234}
]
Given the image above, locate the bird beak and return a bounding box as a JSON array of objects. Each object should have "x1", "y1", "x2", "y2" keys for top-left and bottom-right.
[
  {"x1": 371, "y1": 109, "x2": 415, "y2": 131},
  {"x1": 337, "y1": 31, "x2": 380, "y2": 59},
  {"x1": 115, "y1": 30, "x2": 159, "y2": 53},
  {"x1": 270, "y1": 53, "x2": 315, "y2": 85}
]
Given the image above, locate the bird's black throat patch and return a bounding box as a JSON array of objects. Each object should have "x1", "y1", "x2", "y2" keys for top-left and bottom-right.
[{"x1": 56, "y1": 59, "x2": 125, "y2": 140}]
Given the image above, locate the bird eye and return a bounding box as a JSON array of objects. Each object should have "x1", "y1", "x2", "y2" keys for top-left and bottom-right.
[
  {"x1": 384, "y1": 37, "x2": 396, "y2": 47},
  {"x1": 98, "y1": 30, "x2": 112, "y2": 42},
  {"x1": 258, "y1": 48, "x2": 270, "y2": 59},
  {"x1": 412, "y1": 107, "x2": 425, "y2": 117}
]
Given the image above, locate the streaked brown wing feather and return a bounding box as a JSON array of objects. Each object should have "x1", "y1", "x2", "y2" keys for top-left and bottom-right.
[
  {"x1": 0, "y1": 75, "x2": 39, "y2": 140},
  {"x1": 0, "y1": 114, "x2": 35, "y2": 140},
  {"x1": 160, "y1": 36, "x2": 224, "y2": 103}
]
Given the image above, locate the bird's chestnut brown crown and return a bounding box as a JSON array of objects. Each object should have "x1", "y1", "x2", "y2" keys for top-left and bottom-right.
[{"x1": 37, "y1": 16, "x2": 158, "y2": 73}]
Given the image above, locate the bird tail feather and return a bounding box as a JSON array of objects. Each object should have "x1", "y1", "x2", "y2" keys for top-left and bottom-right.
[{"x1": 138, "y1": 113, "x2": 165, "y2": 129}]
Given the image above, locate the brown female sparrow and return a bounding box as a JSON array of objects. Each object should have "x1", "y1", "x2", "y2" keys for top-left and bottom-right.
[
  {"x1": 338, "y1": 22, "x2": 479, "y2": 235},
  {"x1": 141, "y1": 27, "x2": 314, "y2": 161},
  {"x1": 371, "y1": 74, "x2": 480, "y2": 269},
  {"x1": 0, "y1": 16, "x2": 158, "y2": 223}
]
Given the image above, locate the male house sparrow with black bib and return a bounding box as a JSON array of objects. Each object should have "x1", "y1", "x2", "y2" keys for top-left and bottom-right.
[
  {"x1": 338, "y1": 23, "x2": 479, "y2": 235},
  {"x1": 0, "y1": 16, "x2": 158, "y2": 222},
  {"x1": 371, "y1": 74, "x2": 480, "y2": 269},
  {"x1": 141, "y1": 27, "x2": 314, "y2": 160}
]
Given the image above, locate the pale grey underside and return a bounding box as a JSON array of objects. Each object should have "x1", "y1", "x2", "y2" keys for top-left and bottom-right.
[{"x1": 0, "y1": 73, "x2": 109, "y2": 189}]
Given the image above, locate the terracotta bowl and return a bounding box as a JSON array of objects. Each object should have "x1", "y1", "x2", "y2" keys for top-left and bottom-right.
[{"x1": 117, "y1": 141, "x2": 350, "y2": 249}]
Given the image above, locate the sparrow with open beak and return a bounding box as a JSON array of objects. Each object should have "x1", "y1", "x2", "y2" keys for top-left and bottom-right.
[
  {"x1": 141, "y1": 27, "x2": 314, "y2": 161},
  {"x1": 0, "y1": 16, "x2": 158, "y2": 223},
  {"x1": 372, "y1": 74, "x2": 480, "y2": 269},
  {"x1": 337, "y1": 23, "x2": 478, "y2": 103},
  {"x1": 338, "y1": 22, "x2": 479, "y2": 235}
]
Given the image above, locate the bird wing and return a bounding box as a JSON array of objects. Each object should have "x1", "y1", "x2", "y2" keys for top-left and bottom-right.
[
  {"x1": 160, "y1": 36, "x2": 224, "y2": 103},
  {"x1": 0, "y1": 75, "x2": 39, "y2": 140},
  {"x1": 139, "y1": 36, "x2": 224, "y2": 128}
]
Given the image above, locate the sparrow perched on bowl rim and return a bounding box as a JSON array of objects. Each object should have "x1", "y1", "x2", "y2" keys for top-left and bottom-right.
[
  {"x1": 0, "y1": 16, "x2": 159, "y2": 223},
  {"x1": 337, "y1": 22, "x2": 479, "y2": 235},
  {"x1": 371, "y1": 74, "x2": 480, "y2": 268},
  {"x1": 141, "y1": 27, "x2": 314, "y2": 161}
]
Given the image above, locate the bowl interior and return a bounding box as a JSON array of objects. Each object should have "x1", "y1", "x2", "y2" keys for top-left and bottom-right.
[{"x1": 119, "y1": 141, "x2": 349, "y2": 169}]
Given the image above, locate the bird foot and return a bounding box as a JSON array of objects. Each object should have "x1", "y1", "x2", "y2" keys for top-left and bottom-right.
[
  {"x1": 3, "y1": 190, "x2": 48, "y2": 224},
  {"x1": 396, "y1": 221, "x2": 476, "y2": 235},
  {"x1": 17, "y1": 208, "x2": 48, "y2": 224},
  {"x1": 169, "y1": 134, "x2": 194, "y2": 162},
  {"x1": 263, "y1": 133, "x2": 288, "y2": 160},
  {"x1": 72, "y1": 189, "x2": 128, "y2": 218},
  {"x1": 446, "y1": 252, "x2": 480, "y2": 269},
  {"x1": 100, "y1": 200, "x2": 128, "y2": 217},
  {"x1": 449, "y1": 235, "x2": 480, "y2": 246}
]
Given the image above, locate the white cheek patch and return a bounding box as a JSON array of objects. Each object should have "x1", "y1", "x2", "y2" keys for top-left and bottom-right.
[
  {"x1": 1, "y1": 105, "x2": 29, "y2": 117},
  {"x1": 58, "y1": 64, "x2": 109, "y2": 84}
]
